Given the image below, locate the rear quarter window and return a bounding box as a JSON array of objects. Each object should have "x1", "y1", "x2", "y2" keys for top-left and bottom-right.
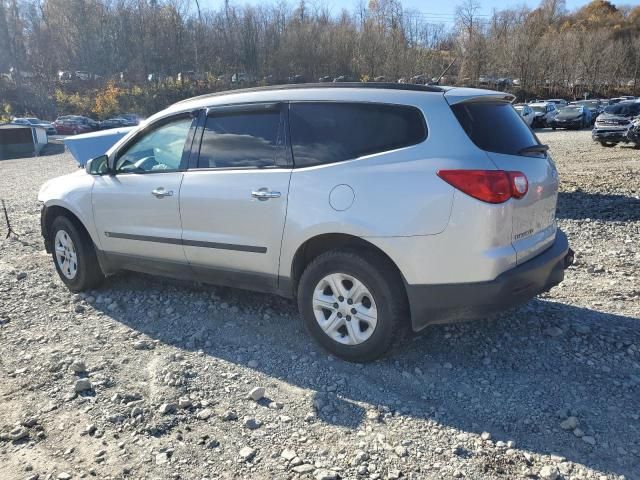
[
  {"x1": 451, "y1": 102, "x2": 539, "y2": 156},
  {"x1": 289, "y1": 102, "x2": 427, "y2": 167}
]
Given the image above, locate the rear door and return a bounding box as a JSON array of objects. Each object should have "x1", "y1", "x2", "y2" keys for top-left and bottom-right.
[
  {"x1": 448, "y1": 98, "x2": 559, "y2": 264},
  {"x1": 179, "y1": 103, "x2": 291, "y2": 290}
]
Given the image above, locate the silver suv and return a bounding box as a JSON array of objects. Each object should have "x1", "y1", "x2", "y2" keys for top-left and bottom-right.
[{"x1": 39, "y1": 84, "x2": 572, "y2": 362}]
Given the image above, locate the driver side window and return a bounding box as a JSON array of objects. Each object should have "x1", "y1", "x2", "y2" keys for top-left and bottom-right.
[{"x1": 115, "y1": 117, "x2": 193, "y2": 173}]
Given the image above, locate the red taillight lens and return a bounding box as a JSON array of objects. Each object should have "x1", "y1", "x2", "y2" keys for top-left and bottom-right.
[{"x1": 437, "y1": 169, "x2": 528, "y2": 204}]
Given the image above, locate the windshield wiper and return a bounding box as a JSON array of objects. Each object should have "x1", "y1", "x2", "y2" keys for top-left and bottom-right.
[{"x1": 519, "y1": 144, "x2": 549, "y2": 155}]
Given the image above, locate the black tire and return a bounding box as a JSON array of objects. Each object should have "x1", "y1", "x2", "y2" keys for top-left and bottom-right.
[
  {"x1": 297, "y1": 249, "x2": 407, "y2": 362},
  {"x1": 50, "y1": 216, "x2": 104, "y2": 292}
]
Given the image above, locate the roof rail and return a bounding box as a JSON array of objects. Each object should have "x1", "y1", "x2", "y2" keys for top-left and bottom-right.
[{"x1": 174, "y1": 82, "x2": 446, "y2": 105}]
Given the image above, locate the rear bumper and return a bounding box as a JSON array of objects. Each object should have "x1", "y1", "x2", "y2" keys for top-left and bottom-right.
[{"x1": 408, "y1": 230, "x2": 571, "y2": 331}]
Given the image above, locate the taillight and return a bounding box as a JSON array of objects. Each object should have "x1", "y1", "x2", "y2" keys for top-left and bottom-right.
[
  {"x1": 507, "y1": 171, "x2": 528, "y2": 198},
  {"x1": 437, "y1": 169, "x2": 528, "y2": 204}
]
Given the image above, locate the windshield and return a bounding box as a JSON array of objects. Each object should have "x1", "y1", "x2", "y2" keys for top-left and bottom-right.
[
  {"x1": 603, "y1": 103, "x2": 640, "y2": 116},
  {"x1": 531, "y1": 106, "x2": 546, "y2": 114},
  {"x1": 559, "y1": 107, "x2": 581, "y2": 114}
]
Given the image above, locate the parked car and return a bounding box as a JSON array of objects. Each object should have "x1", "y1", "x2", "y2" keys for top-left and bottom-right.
[
  {"x1": 100, "y1": 118, "x2": 129, "y2": 130},
  {"x1": 318, "y1": 76, "x2": 334, "y2": 83},
  {"x1": 592, "y1": 101, "x2": 640, "y2": 147},
  {"x1": 231, "y1": 72, "x2": 255, "y2": 84},
  {"x1": 38, "y1": 83, "x2": 571, "y2": 362},
  {"x1": 528, "y1": 102, "x2": 558, "y2": 127},
  {"x1": 478, "y1": 75, "x2": 495, "y2": 86},
  {"x1": 333, "y1": 75, "x2": 357, "y2": 83},
  {"x1": 287, "y1": 74, "x2": 306, "y2": 84},
  {"x1": 118, "y1": 114, "x2": 143, "y2": 126},
  {"x1": 74, "y1": 71, "x2": 92, "y2": 81},
  {"x1": 569, "y1": 100, "x2": 603, "y2": 122},
  {"x1": 12, "y1": 117, "x2": 57, "y2": 135},
  {"x1": 56, "y1": 115, "x2": 99, "y2": 131},
  {"x1": 548, "y1": 105, "x2": 591, "y2": 130},
  {"x1": 544, "y1": 98, "x2": 568, "y2": 107},
  {"x1": 513, "y1": 104, "x2": 534, "y2": 126},
  {"x1": 53, "y1": 119, "x2": 92, "y2": 135}
]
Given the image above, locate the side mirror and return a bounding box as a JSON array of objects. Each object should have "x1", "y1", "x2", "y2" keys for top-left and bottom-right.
[{"x1": 86, "y1": 155, "x2": 110, "y2": 175}]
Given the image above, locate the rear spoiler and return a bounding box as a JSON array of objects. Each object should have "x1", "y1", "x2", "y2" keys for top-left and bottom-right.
[{"x1": 444, "y1": 88, "x2": 515, "y2": 105}]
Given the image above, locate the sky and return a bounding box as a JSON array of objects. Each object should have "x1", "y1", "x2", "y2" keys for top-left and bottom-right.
[{"x1": 199, "y1": 0, "x2": 640, "y2": 22}]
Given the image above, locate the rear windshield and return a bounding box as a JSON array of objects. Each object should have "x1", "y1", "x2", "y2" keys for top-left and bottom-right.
[
  {"x1": 603, "y1": 102, "x2": 640, "y2": 116},
  {"x1": 451, "y1": 102, "x2": 539, "y2": 156},
  {"x1": 531, "y1": 106, "x2": 546, "y2": 114}
]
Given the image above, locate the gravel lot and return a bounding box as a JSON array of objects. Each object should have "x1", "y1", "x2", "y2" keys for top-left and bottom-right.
[{"x1": 0, "y1": 130, "x2": 638, "y2": 480}]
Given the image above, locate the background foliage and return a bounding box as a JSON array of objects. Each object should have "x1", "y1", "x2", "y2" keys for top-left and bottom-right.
[{"x1": 1, "y1": 0, "x2": 639, "y2": 119}]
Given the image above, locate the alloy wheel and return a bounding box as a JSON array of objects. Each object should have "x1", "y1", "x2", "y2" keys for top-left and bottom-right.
[
  {"x1": 54, "y1": 229, "x2": 78, "y2": 280},
  {"x1": 312, "y1": 273, "x2": 378, "y2": 345}
]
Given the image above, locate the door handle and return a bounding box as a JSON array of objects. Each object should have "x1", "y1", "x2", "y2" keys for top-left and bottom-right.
[
  {"x1": 151, "y1": 188, "x2": 174, "y2": 198},
  {"x1": 251, "y1": 188, "x2": 281, "y2": 201}
]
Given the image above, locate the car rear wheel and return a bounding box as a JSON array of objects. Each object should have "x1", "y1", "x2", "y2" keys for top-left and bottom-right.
[
  {"x1": 50, "y1": 216, "x2": 104, "y2": 292},
  {"x1": 297, "y1": 249, "x2": 407, "y2": 362}
]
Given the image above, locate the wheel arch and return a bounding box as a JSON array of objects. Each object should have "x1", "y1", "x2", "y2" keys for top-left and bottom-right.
[
  {"x1": 42, "y1": 204, "x2": 95, "y2": 253},
  {"x1": 288, "y1": 233, "x2": 409, "y2": 301}
]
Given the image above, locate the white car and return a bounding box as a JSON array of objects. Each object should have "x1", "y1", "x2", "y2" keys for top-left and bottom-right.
[
  {"x1": 38, "y1": 84, "x2": 572, "y2": 361},
  {"x1": 12, "y1": 117, "x2": 57, "y2": 135},
  {"x1": 528, "y1": 102, "x2": 558, "y2": 128},
  {"x1": 514, "y1": 104, "x2": 534, "y2": 126}
]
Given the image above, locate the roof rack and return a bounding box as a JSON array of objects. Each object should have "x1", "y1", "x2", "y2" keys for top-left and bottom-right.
[{"x1": 175, "y1": 82, "x2": 446, "y2": 105}]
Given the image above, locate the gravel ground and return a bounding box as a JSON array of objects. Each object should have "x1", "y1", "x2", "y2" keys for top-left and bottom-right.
[{"x1": 0, "y1": 130, "x2": 638, "y2": 480}]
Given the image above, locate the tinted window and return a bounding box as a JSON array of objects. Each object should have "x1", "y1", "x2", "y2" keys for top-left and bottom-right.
[
  {"x1": 198, "y1": 110, "x2": 281, "y2": 168},
  {"x1": 289, "y1": 102, "x2": 426, "y2": 167},
  {"x1": 451, "y1": 102, "x2": 539, "y2": 156},
  {"x1": 116, "y1": 117, "x2": 192, "y2": 173}
]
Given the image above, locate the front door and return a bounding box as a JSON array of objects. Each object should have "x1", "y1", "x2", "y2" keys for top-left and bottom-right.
[
  {"x1": 92, "y1": 115, "x2": 195, "y2": 264},
  {"x1": 179, "y1": 103, "x2": 291, "y2": 290}
]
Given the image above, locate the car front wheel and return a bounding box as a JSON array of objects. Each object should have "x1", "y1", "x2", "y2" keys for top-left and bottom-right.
[
  {"x1": 50, "y1": 216, "x2": 104, "y2": 292},
  {"x1": 297, "y1": 249, "x2": 407, "y2": 362}
]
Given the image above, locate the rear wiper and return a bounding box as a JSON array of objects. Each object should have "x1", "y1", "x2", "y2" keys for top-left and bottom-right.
[{"x1": 519, "y1": 144, "x2": 549, "y2": 155}]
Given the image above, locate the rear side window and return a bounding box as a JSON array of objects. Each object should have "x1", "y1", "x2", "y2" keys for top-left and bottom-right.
[
  {"x1": 198, "y1": 110, "x2": 281, "y2": 168},
  {"x1": 451, "y1": 102, "x2": 539, "y2": 156},
  {"x1": 289, "y1": 102, "x2": 427, "y2": 167}
]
